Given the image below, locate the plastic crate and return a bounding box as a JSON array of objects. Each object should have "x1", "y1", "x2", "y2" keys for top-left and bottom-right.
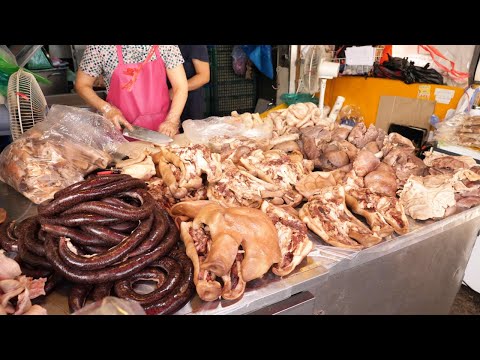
[
  {"x1": 214, "y1": 66, "x2": 255, "y2": 83},
  {"x1": 213, "y1": 45, "x2": 233, "y2": 52},
  {"x1": 213, "y1": 95, "x2": 257, "y2": 116},
  {"x1": 209, "y1": 46, "x2": 233, "y2": 70},
  {"x1": 215, "y1": 82, "x2": 256, "y2": 98},
  {"x1": 203, "y1": 83, "x2": 212, "y2": 118},
  {"x1": 208, "y1": 45, "x2": 257, "y2": 117},
  {"x1": 214, "y1": 51, "x2": 234, "y2": 67}
]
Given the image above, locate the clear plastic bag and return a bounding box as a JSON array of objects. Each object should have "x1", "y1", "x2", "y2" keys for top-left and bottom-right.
[
  {"x1": 72, "y1": 297, "x2": 145, "y2": 315},
  {"x1": 0, "y1": 105, "x2": 127, "y2": 204},
  {"x1": 434, "y1": 112, "x2": 480, "y2": 148},
  {"x1": 338, "y1": 104, "x2": 364, "y2": 127},
  {"x1": 182, "y1": 113, "x2": 273, "y2": 144},
  {"x1": 41, "y1": 105, "x2": 126, "y2": 154}
]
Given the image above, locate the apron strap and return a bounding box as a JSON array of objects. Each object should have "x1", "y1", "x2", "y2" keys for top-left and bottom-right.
[
  {"x1": 153, "y1": 45, "x2": 161, "y2": 61},
  {"x1": 121, "y1": 45, "x2": 159, "y2": 92},
  {"x1": 115, "y1": 45, "x2": 124, "y2": 65}
]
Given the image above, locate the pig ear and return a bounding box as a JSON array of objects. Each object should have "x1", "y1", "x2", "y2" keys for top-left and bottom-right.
[
  {"x1": 200, "y1": 232, "x2": 241, "y2": 278},
  {"x1": 221, "y1": 259, "x2": 246, "y2": 301},
  {"x1": 173, "y1": 215, "x2": 190, "y2": 229},
  {"x1": 179, "y1": 221, "x2": 200, "y2": 284},
  {"x1": 170, "y1": 200, "x2": 216, "y2": 219}
]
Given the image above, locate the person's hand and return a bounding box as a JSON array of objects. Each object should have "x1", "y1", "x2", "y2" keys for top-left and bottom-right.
[
  {"x1": 158, "y1": 119, "x2": 180, "y2": 138},
  {"x1": 101, "y1": 103, "x2": 134, "y2": 131}
]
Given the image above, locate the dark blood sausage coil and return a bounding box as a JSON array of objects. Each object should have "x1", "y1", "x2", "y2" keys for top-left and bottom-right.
[
  {"x1": 17, "y1": 218, "x2": 52, "y2": 270},
  {"x1": 109, "y1": 221, "x2": 138, "y2": 233},
  {"x1": 44, "y1": 216, "x2": 179, "y2": 284},
  {"x1": 81, "y1": 245, "x2": 111, "y2": 254},
  {"x1": 127, "y1": 207, "x2": 168, "y2": 258},
  {"x1": 57, "y1": 215, "x2": 154, "y2": 270},
  {"x1": 0, "y1": 174, "x2": 194, "y2": 314},
  {"x1": 91, "y1": 282, "x2": 114, "y2": 301},
  {"x1": 129, "y1": 213, "x2": 178, "y2": 260},
  {"x1": 38, "y1": 178, "x2": 147, "y2": 216},
  {"x1": 60, "y1": 201, "x2": 149, "y2": 221},
  {"x1": 39, "y1": 214, "x2": 124, "y2": 227},
  {"x1": 38, "y1": 230, "x2": 47, "y2": 243},
  {"x1": 8, "y1": 218, "x2": 54, "y2": 283},
  {"x1": 54, "y1": 174, "x2": 132, "y2": 200},
  {"x1": 41, "y1": 223, "x2": 119, "y2": 247},
  {"x1": 113, "y1": 257, "x2": 182, "y2": 306},
  {"x1": 61, "y1": 189, "x2": 155, "y2": 221},
  {"x1": 68, "y1": 284, "x2": 93, "y2": 313},
  {"x1": 144, "y1": 248, "x2": 195, "y2": 315},
  {"x1": 20, "y1": 217, "x2": 45, "y2": 257},
  {"x1": 80, "y1": 224, "x2": 128, "y2": 244},
  {"x1": 113, "y1": 268, "x2": 166, "y2": 300},
  {"x1": 101, "y1": 197, "x2": 139, "y2": 209},
  {"x1": 17, "y1": 244, "x2": 52, "y2": 269},
  {"x1": 44, "y1": 272, "x2": 63, "y2": 295},
  {"x1": 20, "y1": 262, "x2": 52, "y2": 278},
  {"x1": 0, "y1": 220, "x2": 18, "y2": 252}
]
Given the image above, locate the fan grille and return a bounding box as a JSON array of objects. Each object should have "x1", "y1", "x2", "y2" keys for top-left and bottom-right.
[
  {"x1": 7, "y1": 68, "x2": 47, "y2": 140},
  {"x1": 301, "y1": 45, "x2": 330, "y2": 94}
]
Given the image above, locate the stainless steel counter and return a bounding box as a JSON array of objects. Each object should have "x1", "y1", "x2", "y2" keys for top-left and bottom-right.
[
  {"x1": 1, "y1": 181, "x2": 479, "y2": 315},
  {"x1": 177, "y1": 207, "x2": 480, "y2": 315}
]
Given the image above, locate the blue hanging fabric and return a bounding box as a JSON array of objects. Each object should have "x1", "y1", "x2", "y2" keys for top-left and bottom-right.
[{"x1": 241, "y1": 45, "x2": 274, "y2": 79}]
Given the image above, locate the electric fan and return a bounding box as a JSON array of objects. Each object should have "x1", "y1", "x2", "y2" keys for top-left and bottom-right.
[
  {"x1": 7, "y1": 68, "x2": 47, "y2": 140},
  {"x1": 300, "y1": 45, "x2": 340, "y2": 118}
]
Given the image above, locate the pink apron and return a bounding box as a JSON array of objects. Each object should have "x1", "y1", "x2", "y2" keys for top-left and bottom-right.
[{"x1": 106, "y1": 45, "x2": 171, "y2": 131}]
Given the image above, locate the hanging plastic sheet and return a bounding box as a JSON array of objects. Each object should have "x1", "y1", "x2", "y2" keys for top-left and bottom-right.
[{"x1": 241, "y1": 45, "x2": 274, "y2": 79}]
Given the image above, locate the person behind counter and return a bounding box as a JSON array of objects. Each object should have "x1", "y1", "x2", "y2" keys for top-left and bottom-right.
[
  {"x1": 177, "y1": 45, "x2": 210, "y2": 122},
  {"x1": 75, "y1": 45, "x2": 188, "y2": 137}
]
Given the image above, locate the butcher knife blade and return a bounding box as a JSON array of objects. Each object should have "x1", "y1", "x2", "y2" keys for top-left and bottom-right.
[{"x1": 122, "y1": 125, "x2": 173, "y2": 145}]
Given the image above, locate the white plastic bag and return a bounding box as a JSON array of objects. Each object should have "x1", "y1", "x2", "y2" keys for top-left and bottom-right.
[
  {"x1": 72, "y1": 297, "x2": 145, "y2": 315},
  {"x1": 392, "y1": 45, "x2": 474, "y2": 86},
  {"x1": 182, "y1": 114, "x2": 273, "y2": 144}
]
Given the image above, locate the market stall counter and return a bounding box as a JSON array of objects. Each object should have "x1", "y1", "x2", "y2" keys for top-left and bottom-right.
[
  {"x1": 3, "y1": 103, "x2": 480, "y2": 315},
  {"x1": 1, "y1": 180, "x2": 478, "y2": 315}
]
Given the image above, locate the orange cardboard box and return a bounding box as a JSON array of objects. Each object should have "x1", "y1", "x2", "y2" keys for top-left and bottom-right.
[{"x1": 324, "y1": 76, "x2": 464, "y2": 126}]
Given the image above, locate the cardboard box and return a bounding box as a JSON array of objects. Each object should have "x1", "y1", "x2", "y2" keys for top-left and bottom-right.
[
  {"x1": 324, "y1": 77, "x2": 464, "y2": 126},
  {"x1": 375, "y1": 95, "x2": 435, "y2": 132}
]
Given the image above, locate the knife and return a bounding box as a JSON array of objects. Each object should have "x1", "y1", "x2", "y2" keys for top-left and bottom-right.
[{"x1": 122, "y1": 125, "x2": 173, "y2": 145}]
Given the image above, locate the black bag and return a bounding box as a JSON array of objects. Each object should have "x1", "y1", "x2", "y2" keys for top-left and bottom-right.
[
  {"x1": 408, "y1": 63, "x2": 444, "y2": 85},
  {"x1": 382, "y1": 55, "x2": 410, "y2": 72},
  {"x1": 373, "y1": 64, "x2": 405, "y2": 81},
  {"x1": 374, "y1": 54, "x2": 409, "y2": 81},
  {"x1": 374, "y1": 54, "x2": 444, "y2": 85}
]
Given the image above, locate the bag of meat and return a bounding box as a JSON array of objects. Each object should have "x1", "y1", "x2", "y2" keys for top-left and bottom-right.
[
  {"x1": 182, "y1": 112, "x2": 273, "y2": 144},
  {"x1": 434, "y1": 112, "x2": 480, "y2": 149},
  {"x1": 0, "y1": 105, "x2": 127, "y2": 204}
]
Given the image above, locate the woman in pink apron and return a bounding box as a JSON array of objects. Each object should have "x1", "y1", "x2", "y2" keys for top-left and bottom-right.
[{"x1": 75, "y1": 45, "x2": 188, "y2": 137}]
